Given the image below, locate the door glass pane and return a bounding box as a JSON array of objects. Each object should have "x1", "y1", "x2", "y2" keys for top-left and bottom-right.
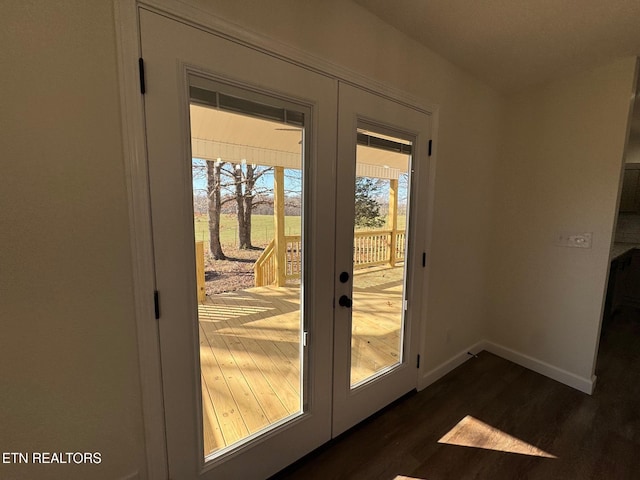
[
  {"x1": 350, "y1": 129, "x2": 412, "y2": 387},
  {"x1": 189, "y1": 92, "x2": 305, "y2": 458}
]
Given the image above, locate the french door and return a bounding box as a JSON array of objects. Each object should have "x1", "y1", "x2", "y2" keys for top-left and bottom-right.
[
  {"x1": 140, "y1": 7, "x2": 430, "y2": 479},
  {"x1": 332, "y1": 83, "x2": 430, "y2": 435},
  {"x1": 141, "y1": 9, "x2": 336, "y2": 480}
]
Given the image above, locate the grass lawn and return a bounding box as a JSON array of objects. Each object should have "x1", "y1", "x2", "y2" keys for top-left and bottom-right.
[
  {"x1": 194, "y1": 214, "x2": 406, "y2": 246},
  {"x1": 194, "y1": 214, "x2": 302, "y2": 246}
]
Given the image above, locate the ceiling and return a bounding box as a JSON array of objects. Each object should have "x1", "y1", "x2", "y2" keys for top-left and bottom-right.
[
  {"x1": 354, "y1": 0, "x2": 640, "y2": 93},
  {"x1": 190, "y1": 104, "x2": 409, "y2": 176}
]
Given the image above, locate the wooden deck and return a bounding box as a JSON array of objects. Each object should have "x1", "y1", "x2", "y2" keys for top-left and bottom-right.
[{"x1": 198, "y1": 266, "x2": 404, "y2": 456}]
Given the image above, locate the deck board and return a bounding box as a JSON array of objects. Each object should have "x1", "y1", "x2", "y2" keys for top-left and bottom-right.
[
  {"x1": 200, "y1": 266, "x2": 405, "y2": 456},
  {"x1": 220, "y1": 317, "x2": 301, "y2": 412},
  {"x1": 202, "y1": 322, "x2": 270, "y2": 434},
  {"x1": 199, "y1": 325, "x2": 249, "y2": 446}
]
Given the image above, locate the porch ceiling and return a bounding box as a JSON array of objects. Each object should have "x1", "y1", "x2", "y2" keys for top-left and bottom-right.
[{"x1": 189, "y1": 104, "x2": 409, "y2": 178}]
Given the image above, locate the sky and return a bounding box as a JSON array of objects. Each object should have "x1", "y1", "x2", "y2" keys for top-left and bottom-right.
[{"x1": 191, "y1": 158, "x2": 408, "y2": 205}]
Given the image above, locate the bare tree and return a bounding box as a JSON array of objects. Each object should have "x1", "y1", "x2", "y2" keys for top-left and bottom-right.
[
  {"x1": 224, "y1": 163, "x2": 273, "y2": 249},
  {"x1": 242, "y1": 164, "x2": 256, "y2": 248},
  {"x1": 195, "y1": 159, "x2": 278, "y2": 252},
  {"x1": 230, "y1": 163, "x2": 247, "y2": 248},
  {"x1": 207, "y1": 160, "x2": 226, "y2": 260}
]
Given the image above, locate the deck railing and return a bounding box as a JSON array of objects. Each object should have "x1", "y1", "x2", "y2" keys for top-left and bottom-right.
[
  {"x1": 254, "y1": 239, "x2": 276, "y2": 287},
  {"x1": 394, "y1": 231, "x2": 406, "y2": 264},
  {"x1": 284, "y1": 235, "x2": 302, "y2": 281},
  {"x1": 254, "y1": 230, "x2": 405, "y2": 286},
  {"x1": 353, "y1": 229, "x2": 405, "y2": 269}
]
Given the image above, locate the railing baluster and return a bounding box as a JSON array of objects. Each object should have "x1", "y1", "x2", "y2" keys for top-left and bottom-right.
[{"x1": 255, "y1": 230, "x2": 405, "y2": 286}]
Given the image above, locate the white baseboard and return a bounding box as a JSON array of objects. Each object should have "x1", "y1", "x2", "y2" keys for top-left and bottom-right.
[
  {"x1": 483, "y1": 341, "x2": 596, "y2": 394},
  {"x1": 418, "y1": 341, "x2": 486, "y2": 391},
  {"x1": 417, "y1": 340, "x2": 596, "y2": 395}
]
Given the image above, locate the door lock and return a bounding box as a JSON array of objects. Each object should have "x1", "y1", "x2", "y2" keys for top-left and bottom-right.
[{"x1": 338, "y1": 295, "x2": 353, "y2": 308}]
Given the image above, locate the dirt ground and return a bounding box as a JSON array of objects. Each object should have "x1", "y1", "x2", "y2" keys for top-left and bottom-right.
[{"x1": 204, "y1": 245, "x2": 265, "y2": 295}]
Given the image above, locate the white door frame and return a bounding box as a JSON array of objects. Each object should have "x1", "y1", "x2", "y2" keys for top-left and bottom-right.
[{"x1": 113, "y1": 1, "x2": 438, "y2": 478}]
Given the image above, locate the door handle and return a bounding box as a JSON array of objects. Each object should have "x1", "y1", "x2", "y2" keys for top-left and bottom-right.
[{"x1": 338, "y1": 295, "x2": 353, "y2": 308}]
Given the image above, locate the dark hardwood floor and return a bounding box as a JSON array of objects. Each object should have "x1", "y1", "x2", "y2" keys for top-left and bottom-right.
[{"x1": 271, "y1": 307, "x2": 640, "y2": 480}]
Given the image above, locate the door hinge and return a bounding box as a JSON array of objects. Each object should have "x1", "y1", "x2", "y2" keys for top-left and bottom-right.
[
  {"x1": 422, "y1": 252, "x2": 426, "y2": 268},
  {"x1": 416, "y1": 354, "x2": 421, "y2": 369},
  {"x1": 303, "y1": 331, "x2": 309, "y2": 347},
  {"x1": 404, "y1": 299, "x2": 408, "y2": 311},
  {"x1": 138, "y1": 58, "x2": 146, "y2": 95},
  {"x1": 153, "y1": 290, "x2": 160, "y2": 319},
  {"x1": 428, "y1": 139, "x2": 433, "y2": 156}
]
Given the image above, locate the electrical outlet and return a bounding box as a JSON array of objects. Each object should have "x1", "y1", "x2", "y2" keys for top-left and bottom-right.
[{"x1": 555, "y1": 232, "x2": 592, "y2": 249}]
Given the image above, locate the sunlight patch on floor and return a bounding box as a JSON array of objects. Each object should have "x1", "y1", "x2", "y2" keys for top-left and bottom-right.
[
  {"x1": 393, "y1": 476, "x2": 426, "y2": 480},
  {"x1": 198, "y1": 303, "x2": 275, "y2": 322},
  {"x1": 438, "y1": 415, "x2": 557, "y2": 458}
]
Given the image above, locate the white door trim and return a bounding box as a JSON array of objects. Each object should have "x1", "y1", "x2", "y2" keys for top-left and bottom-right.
[
  {"x1": 113, "y1": 1, "x2": 439, "y2": 478},
  {"x1": 136, "y1": 0, "x2": 437, "y2": 115},
  {"x1": 113, "y1": 2, "x2": 169, "y2": 479}
]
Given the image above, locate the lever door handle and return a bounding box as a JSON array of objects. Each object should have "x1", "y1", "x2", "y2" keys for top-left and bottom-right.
[{"x1": 338, "y1": 295, "x2": 353, "y2": 308}]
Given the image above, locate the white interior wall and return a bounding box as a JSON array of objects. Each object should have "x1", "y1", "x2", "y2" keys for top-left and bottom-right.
[
  {"x1": 0, "y1": 2, "x2": 147, "y2": 480},
  {"x1": 487, "y1": 57, "x2": 637, "y2": 388}
]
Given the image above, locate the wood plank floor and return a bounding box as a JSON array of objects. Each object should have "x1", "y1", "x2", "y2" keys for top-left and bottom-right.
[
  {"x1": 199, "y1": 266, "x2": 405, "y2": 455},
  {"x1": 271, "y1": 306, "x2": 640, "y2": 480}
]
